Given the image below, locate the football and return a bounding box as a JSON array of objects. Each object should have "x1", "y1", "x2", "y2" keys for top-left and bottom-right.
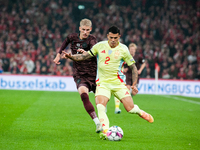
[{"x1": 106, "y1": 125, "x2": 124, "y2": 141}]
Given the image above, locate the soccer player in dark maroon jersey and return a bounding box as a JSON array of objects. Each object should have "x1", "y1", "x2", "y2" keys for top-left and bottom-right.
[
  {"x1": 125, "y1": 43, "x2": 146, "y2": 90},
  {"x1": 114, "y1": 43, "x2": 146, "y2": 113},
  {"x1": 53, "y1": 18, "x2": 102, "y2": 133}
]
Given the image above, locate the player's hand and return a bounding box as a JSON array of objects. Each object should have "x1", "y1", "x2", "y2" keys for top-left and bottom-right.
[
  {"x1": 131, "y1": 85, "x2": 138, "y2": 95},
  {"x1": 53, "y1": 53, "x2": 61, "y2": 65},
  {"x1": 138, "y1": 70, "x2": 141, "y2": 75},
  {"x1": 77, "y1": 49, "x2": 86, "y2": 53},
  {"x1": 62, "y1": 51, "x2": 72, "y2": 59}
]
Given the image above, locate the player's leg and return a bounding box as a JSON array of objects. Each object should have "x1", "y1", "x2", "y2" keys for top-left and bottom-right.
[
  {"x1": 78, "y1": 85, "x2": 102, "y2": 133},
  {"x1": 95, "y1": 84, "x2": 111, "y2": 139},
  {"x1": 121, "y1": 96, "x2": 154, "y2": 123},
  {"x1": 96, "y1": 95, "x2": 109, "y2": 132},
  {"x1": 113, "y1": 84, "x2": 131, "y2": 114},
  {"x1": 95, "y1": 95, "x2": 109, "y2": 139},
  {"x1": 114, "y1": 97, "x2": 121, "y2": 114},
  {"x1": 114, "y1": 83, "x2": 154, "y2": 123}
]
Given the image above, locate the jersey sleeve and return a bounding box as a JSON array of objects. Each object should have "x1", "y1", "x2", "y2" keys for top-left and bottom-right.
[
  {"x1": 88, "y1": 43, "x2": 98, "y2": 57},
  {"x1": 138, "y1": 56, "x2": 145, "y2": 64},
  {"x1": 58, "y1": 35, "x2": 71, "y2": 54},
  {"x1": 123, "y1": 47, "x2": 135, "y2": 66},
  {"x1": 89, "y1": 36, "x2": 97, "y2": 49}
]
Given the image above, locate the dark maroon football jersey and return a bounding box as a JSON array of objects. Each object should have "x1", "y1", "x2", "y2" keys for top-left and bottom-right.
[
  {"x1": 125, "y1": 53, "x2": 145, "y2": 85},
  {"x1": 59, "y1": 33, "x2": 97, "y2": 78}
]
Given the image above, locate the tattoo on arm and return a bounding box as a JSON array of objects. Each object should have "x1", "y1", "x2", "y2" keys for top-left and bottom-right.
[
  {"x1": 71, "y1": 52, "x2": 93, "y2": 61},
  {"x1": 129, "y1": 63, "x2": 138, "y2": 86}
]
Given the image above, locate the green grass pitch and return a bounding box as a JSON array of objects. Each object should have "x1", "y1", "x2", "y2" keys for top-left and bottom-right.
[{"x1": 0, "y1": 90, "x2": 200, "y2": 150}]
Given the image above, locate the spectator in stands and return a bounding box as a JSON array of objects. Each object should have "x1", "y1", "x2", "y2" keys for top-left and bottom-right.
[
  {"x1": 22, "y1": 54, "x2": 35, "y2": 74},
  {"x1": 188, "y1": 51, "x2": 197, "y2": 64},
  {"x1": 63, "y1": 61, "x2": 73, "y2": 76},
  {"x1": 55, "y1": 65, "x2": 62, "y2": 76},
  {"x1": 34, "y1": 60, "x2": 41, "y2": 74},
  {"x1": 0, "y1": 53, "x2": 9, "y2": 72},
  {"x1": 145, "y1": 68, "x2": 152, "y2": 79},
  {"x1": 0, "y1": 0, "x2": 199, "y2": 81},
  {"x1": 10, "y1": 61, "x2": 20, "y2": 74},
  {"x1": 40, "y1": 66, "x2": 48, "y2": 75},
  {"x1": 195, "y1": 65, "x2": 200, "y2": 80},
  {"x1": 168, "y1": 64, "x2": 178, "y2": 79},
  {"x1": 162, "y1": 69, "x2": 170, "y2": 79},
  {"x1": 0, "y1": 60, "x2": 3, "y2": 73},
  {"x1": 186, "y1": 65, "x2": 195, "y2": 80},
  {"x1": 177, "y1": 68, "x2": 187, "y2": 80},
  {"x1": 146, "y1": 55, "x2": 155, "y2": 78}
]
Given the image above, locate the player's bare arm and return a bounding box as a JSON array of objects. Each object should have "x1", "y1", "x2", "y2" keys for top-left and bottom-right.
[
  {"x1": 129, "y1": 63, "x2": 138, "y2": 85},
  {"x1": 138, "y1": 61, "x2": 146, "y2": 74},
  {"x1": 62, "y1": 51, "x2": 93, "y2": 61},
  {"x1": 129, "y1": 63, "x2": 138, "y2": 95}
]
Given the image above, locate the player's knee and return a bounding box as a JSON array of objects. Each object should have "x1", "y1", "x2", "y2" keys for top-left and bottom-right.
[
  {"x1": 78, "y1": 86, "x2": 89, "y2": 94},
  {"x1": 128, "y1": 105, "x2": 140, "y2": 114}
]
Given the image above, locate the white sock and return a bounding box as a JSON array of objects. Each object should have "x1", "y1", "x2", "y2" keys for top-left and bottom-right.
[
  {"x1": 93, "y1": 117, "x2": 100, "y2": 125},
  {"x1": 97, "y1": 104, "x2": 109, "y2": 132},
  {"x1": 128, "y1": 104, "x2": 142, "y2": 115}
]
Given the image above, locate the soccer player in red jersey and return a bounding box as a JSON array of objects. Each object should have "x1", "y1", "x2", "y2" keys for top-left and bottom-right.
[
  {"x1": 114, "y1": 43, "x2": 146, "y2": 113},
  {"x1": 53, "y1": 18, "x2": 102, "y2": 133}
]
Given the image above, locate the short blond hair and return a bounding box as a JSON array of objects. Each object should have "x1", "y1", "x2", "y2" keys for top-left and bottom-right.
[
  {"x1": 80, "y1": 18, "x2": 92, "y2": 27},
  {"x1": 128, "y1": 43, "x2": 137, "y2": 49}
]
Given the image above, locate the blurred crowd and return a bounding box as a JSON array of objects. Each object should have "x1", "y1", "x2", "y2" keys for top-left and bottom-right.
[{"x1": 0, "y1": 0, "x2": 199, "y2": 80}]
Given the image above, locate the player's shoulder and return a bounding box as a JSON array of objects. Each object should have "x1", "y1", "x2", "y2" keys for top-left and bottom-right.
[
  {"x1": 69, "y1": 33, "x2": 78, "y2": 36},
  {"x1": 67, "y1": 33, "x2": 79, "y2": 39},
  {"x1": 119, "y1": 43, "x2": 129, "y2": 51},
  {"x1": 88, "y1": 34, "x2": 97, "y2": 40}
]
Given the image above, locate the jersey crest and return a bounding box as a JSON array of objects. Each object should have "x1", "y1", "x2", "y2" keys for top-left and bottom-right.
[
  {"x1": 114, "y1": 50, "x2": 120, "y2": 59},
  {"x1": 108, "y1": 50, "x2": 112, "y2": 55}
]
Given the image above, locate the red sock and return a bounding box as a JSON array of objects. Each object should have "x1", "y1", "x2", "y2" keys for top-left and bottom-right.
[{"x1": 80, "y1": 93, "x2": 97, "y2": 119}]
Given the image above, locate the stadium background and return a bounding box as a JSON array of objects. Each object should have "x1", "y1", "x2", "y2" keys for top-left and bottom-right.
[
  {"x1": 0, "y1": 1, "x2": 200, "y2": 149},
  {"x1": 0, "y1": 0, "x2": 199, "y2": 80}
]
